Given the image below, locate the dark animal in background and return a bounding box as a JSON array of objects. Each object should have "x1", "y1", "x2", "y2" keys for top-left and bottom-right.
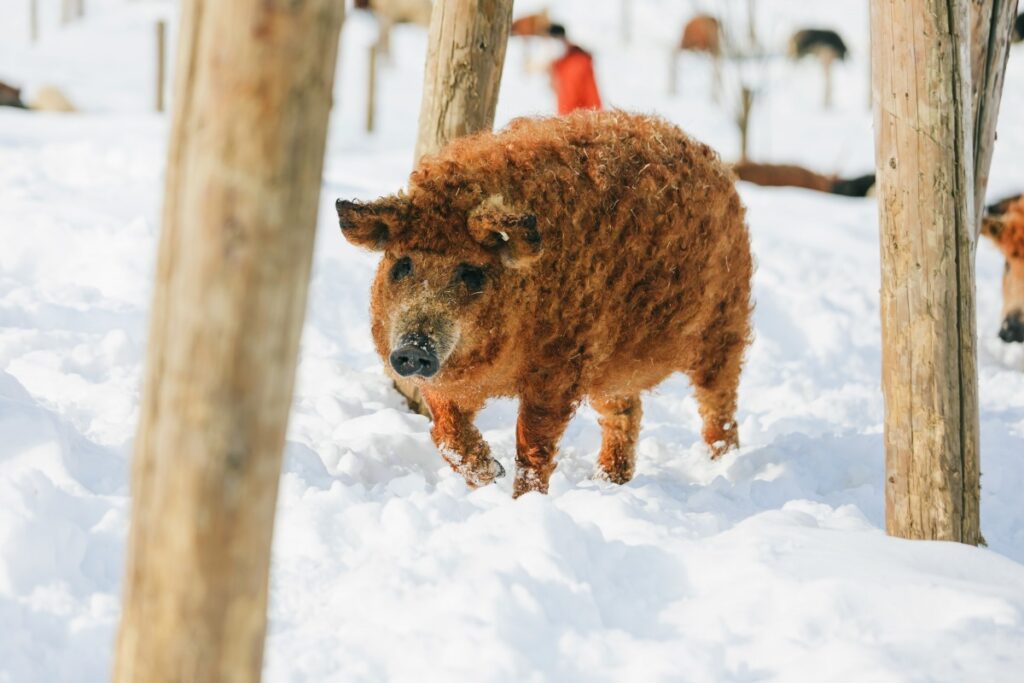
[
  {"x1": 338, "y1": 111, "x2": 753, "y2": 496},
  {"x1": 1014, "y1": 13, "x2": 1023, "y2": 42},
  {"x1": 0, "y1": 80, "x2": 26, "y2": 109},
  {"x1": 830, "y1": 174, "x2": 876, "y2": 198},
  {"x1": 982, "y1": 194, "x2": 1024, "y2": 343},
  {"x1": 789, "y1": 28, "x2": 848, "y2": 108},
  {"x1": 788, "y1": 29, "x2": 848, "y2": 61},
  {"x1": 732, "y1": 161, "x2": 874, "y2": 197}
]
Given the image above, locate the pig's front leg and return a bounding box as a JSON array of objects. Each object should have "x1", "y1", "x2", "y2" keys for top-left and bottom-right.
[
  {"x1": 424, "y1": 392, "x2": 505, "y2": 488},
  {"x1": 514, "y1": 394, "x2": 575, "y2": 497}
]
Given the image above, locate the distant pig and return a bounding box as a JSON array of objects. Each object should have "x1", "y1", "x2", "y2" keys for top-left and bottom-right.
[{"x1": 338, "y1": 110, "x2": 753, "y2": 496}]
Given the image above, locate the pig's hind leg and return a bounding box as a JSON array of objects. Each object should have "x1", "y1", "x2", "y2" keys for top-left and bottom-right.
[
  {"x1": 425, "y1": 393, "x2": 505, "y2": 488},
  {"x1": 688, "y1": 328, "x2": 744, "y2": 459},
  {"x1": 592, "y1": 394, "x2": 642, "y2": 484}
]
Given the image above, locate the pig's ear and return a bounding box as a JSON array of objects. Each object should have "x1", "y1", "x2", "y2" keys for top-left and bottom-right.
[
  {"x1": 467, "y1": 195, "x2": 542, "y2": 269},
  {"x1": 336, "y1": 196, "x2": 407, "y2": 251},
  {"x1": 982, "y1": 215, "x2": 1006, "y2": 241}
]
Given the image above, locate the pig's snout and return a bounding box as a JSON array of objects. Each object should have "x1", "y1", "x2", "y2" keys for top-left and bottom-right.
[
  {"x1": 389, "y1": 333, "x2": 440, "y2": 377},
  {"x1": 999, "y1": 311, "x2": 1024, "y2": 343}
]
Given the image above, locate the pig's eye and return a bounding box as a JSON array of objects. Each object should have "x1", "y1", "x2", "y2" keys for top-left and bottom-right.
[
  {"x1": 390, "y1": 257, "x2": 412, "y2": 282},
  {"x1": 455, "y1": 263, "x2": 485, "y2": 293}
]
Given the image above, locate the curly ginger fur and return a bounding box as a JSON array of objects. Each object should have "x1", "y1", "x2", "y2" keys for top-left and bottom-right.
[{"x1": 339, "y1": 110, "x2": 753, "y2": 495}]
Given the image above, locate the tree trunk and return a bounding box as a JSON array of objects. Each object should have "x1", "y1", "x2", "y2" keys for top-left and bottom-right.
[
  {"x1": 30, "y1": 0, "x2": 39, "y2": 42},
  {"x1": 969, "y1": 0, "x2": 1018, "y2": 233},
  {"x1": 113, "y1": 1, "x2": 344, "y2": 681},
  {"x1": 822, "y1": 52, "x2": 834, "y2": 109},
  {"x1": 620, "y1": 0, "x2": 631, "y2": 45},
  {"x1": 871, "y1": 0, "x2": 981, "y2": 544},
  {"x1": 397, "y1": 0, "x2": 511, "y2": 415},
  {"x1": 414, "y1": 0, "x2": 512, "y2": 161},
  {"x1": 736, "y1": 86, "x2": 754, "y2": 163},
  {"x1": 155, "y1": 20, "x2": 166, "y2": 113},
  {"x1": 366, "y1": 42, "x2": 378, "y2": 133}
]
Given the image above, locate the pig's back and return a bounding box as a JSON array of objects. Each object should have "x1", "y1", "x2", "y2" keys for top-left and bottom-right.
[{"x1": 422, "y1": 111, "x2": 751, "y2": 387}]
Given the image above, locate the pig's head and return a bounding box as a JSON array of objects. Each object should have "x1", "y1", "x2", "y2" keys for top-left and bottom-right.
[
  {"x1": 337, "y1": 192, "x2": 542, "y2": 382},
  {"x1": 982, "y1": 201, "x2": 1024, "y2": 344}
]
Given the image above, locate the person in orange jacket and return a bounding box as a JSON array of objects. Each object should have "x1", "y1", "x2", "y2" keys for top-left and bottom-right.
[{"x1": 548, "y1": 24, "x2": 602, "y2": 115}]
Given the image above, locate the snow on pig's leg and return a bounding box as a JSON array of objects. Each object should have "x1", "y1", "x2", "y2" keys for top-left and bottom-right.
[{"x1": 424, "y1": 391, "x2": 505, "y2": 488}]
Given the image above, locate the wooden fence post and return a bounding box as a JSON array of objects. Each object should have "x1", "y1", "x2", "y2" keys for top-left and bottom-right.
[
  {"x1": 822, "y1": 52, "x2": 834, "y2": 109},
  {"x1": 620, "y1": 0, "x2": 631, "y2": 45},
  {"x1": 112, "y1": 0, "x2": 345, "y2": 680},
  {"x1": 414, "y1": 0, "x2": 512, "y2": 160},
  {"x1": 871, "y1": 0, "x2": 981, "y2": 544},
  {"x1": 30, "y1": 0, "x2": 39, "y2": 42},
  {"x1": 366, "y1": 42, "x2": 377, "y2": 133},
  {"x1": 969, "y1": 0, "x2": 1018, "y2": 232},
  {"x1": 155, "y1": 20, "x2": 166, "y2": 113},
  {"x1": 391, "y1": 0, "x2": 511, "y2": 416}
]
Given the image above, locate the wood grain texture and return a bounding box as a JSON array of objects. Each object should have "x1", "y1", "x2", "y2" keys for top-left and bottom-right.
[
  {"x1": 414, "y1": 0, "x2": 513, "y2": 161},
  {"x1": 112, "y1": 1, "x2": 344, "y2": 681},
  {"x1": 871, "y1": 0, "x2": 982, "y2": 544},
  {"x1": 970, "y1": 0, "x2": 1018, "y2": 232}
]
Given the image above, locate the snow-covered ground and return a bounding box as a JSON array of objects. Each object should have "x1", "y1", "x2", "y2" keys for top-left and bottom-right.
[{"x1": 2, "y1": 1, "x2": 1024, "y2": 681}]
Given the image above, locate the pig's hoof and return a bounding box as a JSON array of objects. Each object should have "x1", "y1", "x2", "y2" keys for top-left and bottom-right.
[
  {"x1": 512, "y1": 467, "x2": 551, "y2": 498},
  {"x1": 707, "y1": 437, "x2": 738, "y2": 460},
  {"x1": 704, "y1": 424, "x2": 739, "y2": 460},
  {"x1": 593, "y1": 466, "x2": 633, "y2": 485},
  {"x1": 463, "y1": 458, "x2": 505, "y2": 488}
]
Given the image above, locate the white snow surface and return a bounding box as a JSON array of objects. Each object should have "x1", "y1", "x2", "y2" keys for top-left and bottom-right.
[{"x1": 2, "y1": 1, "x2": 1024, "y2": 681}]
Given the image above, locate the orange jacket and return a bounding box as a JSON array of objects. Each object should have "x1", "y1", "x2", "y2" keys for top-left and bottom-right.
[{"x1": 551, "y1": 46, "x2": 602, "y2": 115}]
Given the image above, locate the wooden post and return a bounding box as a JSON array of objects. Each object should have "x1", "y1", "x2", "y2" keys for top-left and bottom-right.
[
  {"x1": 711, "y1": 51, "x2": 722, "y2": 103},
  {"x1": 668, "y1": 49, "x2": 678, "y2": 96},
  {"x1": 112, "y1": 0, "x2": 345, "y2": 681},
  {"x1": 414, "y1": 0, "x2": 513, "y2": 160},
  {"x1": 155, "y1": 20, "x2": 166, "y2": 113},
  {"x1": 969, "y1": 0, "x2": 1018, "y2": 233},
  {"x1": 395, "y1": 0, "x2": 511, "y2": 416},
  {"x1": 871, "y1": 0, "x2": 981, "y2": 544},
  {"x1": 736, "y1": 86, "x2": 754, "y2": 162},
  {"x1": 75, "y1": 0, "x2": 84, "y2": 19},
  {"x1": 61, "y1": 0, "x2": 73, "y2": 24},
  {"x1": 366, "y1": 42, "x2": 377, "y2": 133},
  {"x1": 822, "y1": 52, "x2": 834, "y2": 109},
  {"x1": 30, "y1": 0, "x2": 39, "y2": 42},
  {"x1": 620, "y1": 0, "x2": 631, "y2": 45}
]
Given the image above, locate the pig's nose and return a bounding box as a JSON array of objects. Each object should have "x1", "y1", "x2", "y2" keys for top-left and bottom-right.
[
  {"x1": 389, "y1": 333, "x2": 440, "y2": 377},
  {"x1": 999, "y1": 312, "x2": 1024, "y2": 343}
]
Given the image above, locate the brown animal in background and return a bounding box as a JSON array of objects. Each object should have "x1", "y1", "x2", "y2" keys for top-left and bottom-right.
[
  {"x1": 510, "y1": 10, "x2": 552, "y2": 74},
  {"x1": 338, "y1": 111, "x2": 753, "y2": 496},
  {"x1": 672, "y1": 15, "x2": 724, "y2": 99},
  {"x1": 732, "y1": 161, "x2": 876, "y2": 197},
  {"x1": 983, "y1": 194, "x2": 1024, "y2": 343},
  {"x1": 681, "y1": 15, "x2": 722, "y2": 55},
  {"x1": 357, "y1": 0, "x2": 433, "y2": 58},
  {"x1": 732, "y1": 161, "x2": 834, "y2": 193},
  {"x1": 511, "y1": 10, "x2": 551, "y2": 37},
  {"x1": 0, "y1": 80, "x2": 26, "y2": 109}
]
